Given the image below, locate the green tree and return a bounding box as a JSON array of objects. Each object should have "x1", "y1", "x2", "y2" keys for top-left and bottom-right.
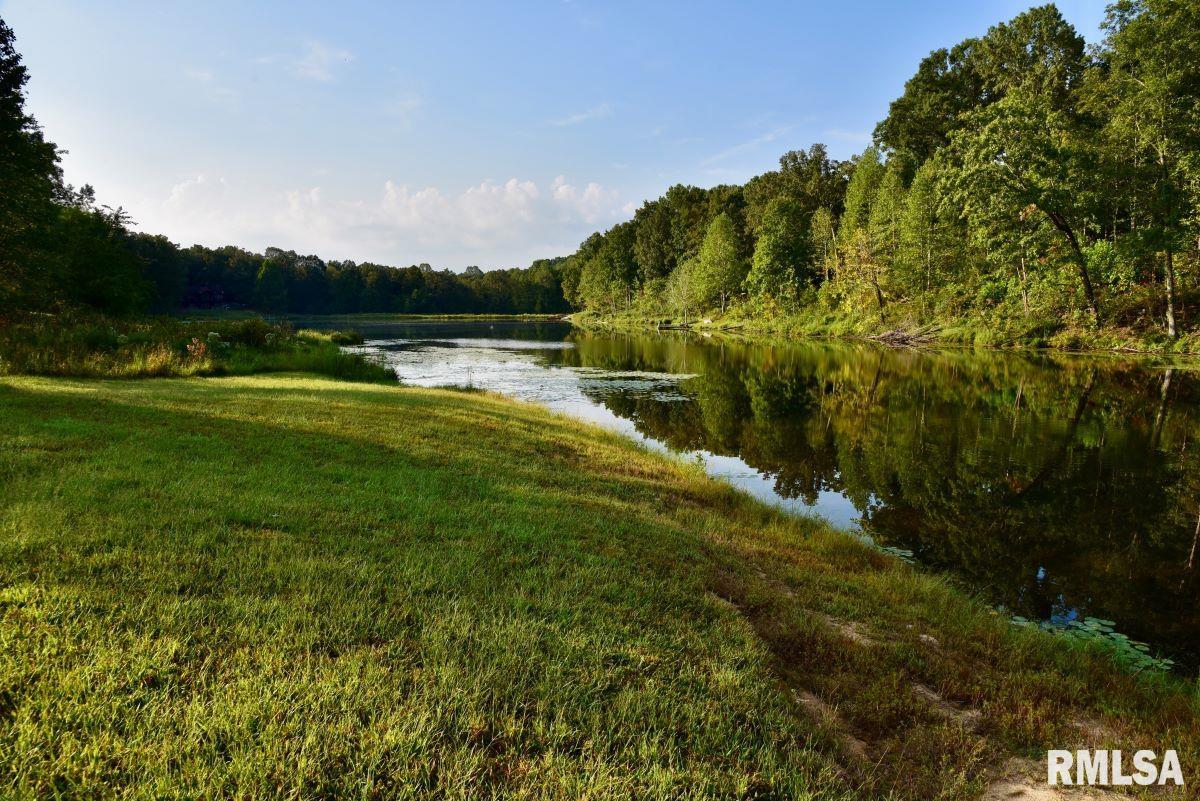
[
  {"x1": 578, "y1": 222, "x2": 637, "y2": 312},
  {"x1": 632, "y1": 200, "x2": 675, "y2": 287},
  {"x1": 897, "y1": 159, "x2": 960, "y2": 306},
  {"x1": 254, "y1": 259, "x2": 289, "y2": 313},
  {"x1": 1090, "y1": 0, "x2": 1200, "y2": 338},
  {"x1": 664, "y1": 257, "x2": 699, "y2": 325},
  {"x1": 874, "y1": 40, "x2": 985, "y2": 164},
  {"x1": 838, "y1": 148, "x2": 885, "y2": 247},
  {"x1": 947, "y1": 92, "x2": 1101, "y2": 325},
  {"x1": 867, "y1": 162, "x2": 907, "y2": 278},
  {"x1": 0, "y1": 17, "x2": 62, "y2": 312},
  {"x1": 695, "y1": 213, "x2": 747, "y2": 313},
  {"x1": 745, "y1": 197, "x2": 808, "y2": 307},
  {"x1": 808, "y1": 207, "x2": 838, "y2": 284},
  {"x1": 53, "y1": 190, "x2": 147, "y2": 314}
]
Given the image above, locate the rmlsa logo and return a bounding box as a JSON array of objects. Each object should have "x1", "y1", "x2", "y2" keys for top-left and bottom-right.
[{"x1": 1048, "y1": 749, "x2": 1183, "y2": 786}]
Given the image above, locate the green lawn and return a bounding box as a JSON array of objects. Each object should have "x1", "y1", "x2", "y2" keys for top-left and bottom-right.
[{"x1": 0, "y1": 374, "x2": 1195, "y2": 799}]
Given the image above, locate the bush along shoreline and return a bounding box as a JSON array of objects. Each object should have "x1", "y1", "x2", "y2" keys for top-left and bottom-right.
[{"x1": 0, "y1": 313, "x2": 395, "y2": 382}]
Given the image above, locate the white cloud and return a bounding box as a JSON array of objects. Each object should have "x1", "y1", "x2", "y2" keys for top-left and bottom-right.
[
  {"x1": 550, "y1": 175, "x2": 622, "y2": 224},
  {"x1": 270, "y1": 41, "x2": 354, "y2": 82},
  {"x1": 138, "y1": 174, "x2": 632, "y2": 268},
  {"x1": 550, "y1": 102, "x2": 612, "y2": 127},
  {"x1": 167, "y1": 174, "x2": 228, "y2": 207}
]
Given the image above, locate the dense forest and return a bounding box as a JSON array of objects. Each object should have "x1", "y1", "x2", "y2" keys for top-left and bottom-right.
[
  {"x1": 0, "y1": 17, "x2": 571, "y2": 318},
  {"x1": 560, "y1": 1, "x2": 1200, "y2": 345}
]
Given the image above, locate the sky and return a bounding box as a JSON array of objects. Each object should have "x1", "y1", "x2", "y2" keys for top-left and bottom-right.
[{"x1": 1, "y1": 0, "x2": 1109, "y2": 270}]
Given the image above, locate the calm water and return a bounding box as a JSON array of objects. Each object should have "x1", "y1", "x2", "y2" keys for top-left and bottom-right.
[{"x1": 312, "y1": 319, "x2": 1200, "y2": 668}]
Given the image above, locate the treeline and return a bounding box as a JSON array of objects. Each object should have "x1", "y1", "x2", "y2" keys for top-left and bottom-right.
[
  {"x1": 0, "y1": 17, "x2": 570, "y2": 318},
  {"x1": 139, "y1": 242, "x2": 570, "y2": 315},
  {"x1": 563, "y1": 1, "x2": 1200, "y2": 342}
]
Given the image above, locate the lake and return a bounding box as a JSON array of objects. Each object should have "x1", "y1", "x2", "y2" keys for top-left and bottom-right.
[{"x1": 311, "y1": 318, "x2": 1200, "y2": 669}]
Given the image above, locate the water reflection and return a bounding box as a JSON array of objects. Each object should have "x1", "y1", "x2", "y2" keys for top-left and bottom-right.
[{"x1": 321, "y1": 319, "x2": 1200, "y2": 667}]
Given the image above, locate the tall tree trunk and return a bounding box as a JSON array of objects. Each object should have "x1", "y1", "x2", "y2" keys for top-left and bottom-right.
[
  {"x1": 1046, "y1": 210, "x2": 1100, "y2": 327},
  {"x1": 1017, "y1": 254, "x2": 1029, "y2": 317},
  {"x1": 1165, "y1": 250, "x2": 1178, "y2": 339}
]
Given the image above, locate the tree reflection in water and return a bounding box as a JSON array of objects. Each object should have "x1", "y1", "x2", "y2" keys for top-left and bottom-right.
[{"x1": 544, "y1": 332, "x2": 1200, "y2": 666}]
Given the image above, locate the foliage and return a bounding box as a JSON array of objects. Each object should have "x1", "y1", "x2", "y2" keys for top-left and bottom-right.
[
  {"x1": 745, "y1": 197, "x2": 808, "y2": 307},
  {"x1": 694, "y1": 213, "x2": 747, "y2": 313},
  {"x1": 1012, "y1": 615, "x2": 1177, "y2": 673},
  {"x1": 0, "y1": 313, "x2": 394, "y2": 381}
]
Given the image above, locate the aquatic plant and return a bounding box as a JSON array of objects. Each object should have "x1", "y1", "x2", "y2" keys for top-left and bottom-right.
[{"x1": 1011, "y1": 615, "x2": 1176, "y2": 673}]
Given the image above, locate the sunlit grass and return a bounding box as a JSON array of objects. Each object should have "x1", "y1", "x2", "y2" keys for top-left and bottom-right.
[{"x1": 0, "y1": 374, "x2": 1195, "y2": 799}]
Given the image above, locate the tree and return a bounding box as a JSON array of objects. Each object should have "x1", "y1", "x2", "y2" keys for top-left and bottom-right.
[
  {"x1": 944, "y1": 7, "x2": 1102, "y2": 326},
  {"x1": 838, "y1": 148, "x2": 886, "y2": 247},
  {"x1": 947, "y1": 92, "x2": 1102, "y2": 325},
  {"x1": 578, "y1": 222, "x2": 637, "y2": 312},
  {"x1": 808, "y1": 207, "x2": 838, "y2": 285},
  {"x1": 897, "y1": 159, "x2": 960, "y2": 307},
  {"x1": 867, "y1": 162, "x2": 907, "y2": 279},
  {"x1": 633, "y1": 200, "x2": 675, "y2": 287},
  {"x1": 745, "y1": 197, "x2": 807, "y2": 307},
  {"x1": 664, "y1": 257, "x2": 699, "y2": 325},
  {"x1": 254, "y1": 259, "x2": 288, "y2": 313},
  {"x1": 53, "y1": 189, "x2": 147, "y2": 314},
  {"x1": 695, "y1": 213, "x2": 747, "y2": 313},
  {"x1": 0, "y1": 16, "x2": 62, "y2": 312},
  {"x1": 1090, "y1": 0, "x2": 1200, "y2": 338},
  {"x1": 128, "y1": 232, "x2": 187, "y2": 312},
  {"x1": 875, "y1": 39, "x2": 986, "y2": 164}
]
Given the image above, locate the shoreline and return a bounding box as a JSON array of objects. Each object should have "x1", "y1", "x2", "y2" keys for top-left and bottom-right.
[{"x1": 567, "y1": 312, "x2": 1200, "y2": 365}]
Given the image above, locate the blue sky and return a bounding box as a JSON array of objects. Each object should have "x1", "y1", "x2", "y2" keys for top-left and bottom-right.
[{"x1": 1, "y1": 1, "x2": 1108, "y2": 269}]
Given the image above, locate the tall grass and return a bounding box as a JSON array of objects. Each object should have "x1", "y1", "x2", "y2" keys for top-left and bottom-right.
[{"x1": 0, "y1": 313, "x2": 395, "y2": 382}]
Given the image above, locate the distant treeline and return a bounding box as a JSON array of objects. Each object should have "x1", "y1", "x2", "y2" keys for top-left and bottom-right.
[
  {"x1": 557, "y1": 1, "x2": 1200, "y2": 343},
  {"x1": 134, "y1": 240, "x2": 571, "y2": 315},
  {"x1": 0, "y1": 17, "x2": 570, "y2": 318}
]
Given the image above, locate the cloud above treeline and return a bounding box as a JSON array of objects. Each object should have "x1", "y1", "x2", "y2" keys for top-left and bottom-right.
[{"x1": 147, "y1": 174, "x2": 634, "y2": 269}]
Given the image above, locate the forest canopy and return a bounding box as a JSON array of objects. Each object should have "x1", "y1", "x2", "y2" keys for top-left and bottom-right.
[{"x1": 558, "y1": 1, "x2": 1200, "y2": 344}]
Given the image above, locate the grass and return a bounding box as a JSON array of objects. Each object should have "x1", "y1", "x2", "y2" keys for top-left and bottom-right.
[
  {"x1": 0, "y1": 374, "x2": 1196, "y2": 799},
  {"x1": 0, "y1": 314, "x2": 395, "y2": 382}
]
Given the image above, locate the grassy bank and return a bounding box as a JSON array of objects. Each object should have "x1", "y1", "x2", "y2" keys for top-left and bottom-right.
[
  {"x1": 572, "y1": 303, "x2": 1200, "y2": 358},
  {"x1": 1, "y1": 374, "x2": 1195, "y2": 798},
  {"x1": 0, "y1": 314, "x2": 395, "y2": 382}
]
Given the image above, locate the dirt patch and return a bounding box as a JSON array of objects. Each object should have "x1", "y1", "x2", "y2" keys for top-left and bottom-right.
[
  {"x1": 982, "y1": 757, "x2": 1130, "y2": 800},
  {"x1": 912, "y1": 682, "x2": 984, "y2": 732},
  {"x1": 792, "y1": 688, "x2": 871, "y2": 764},
  {"x1": 821, "y1": 613, "x2": 877, "y2": 647}
]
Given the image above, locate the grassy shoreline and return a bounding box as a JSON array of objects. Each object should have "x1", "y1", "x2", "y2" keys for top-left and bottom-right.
[
  {"x1": 2, "y1": 373, "x2": 1196, "y2": 798},
  {"x1": 569, "y1": 309, "x2": 1200, "y2": 361},
  {"x1": 0, "y1": 314, "x2": 396, "y2": 382}
]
